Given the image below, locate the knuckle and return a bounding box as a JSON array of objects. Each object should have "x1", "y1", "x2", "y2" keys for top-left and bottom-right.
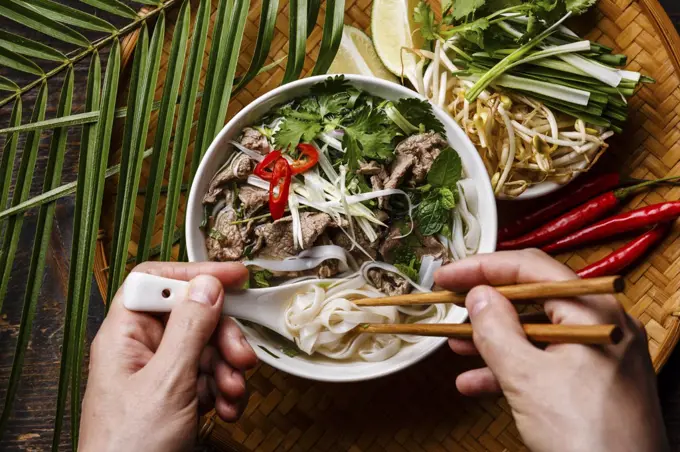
[
  {"x1": 131, "y1": 261, "x2": 154, "y2": 274},
  {"x1": 522, "y1": 248, "x2": 549, "y2": 259}
]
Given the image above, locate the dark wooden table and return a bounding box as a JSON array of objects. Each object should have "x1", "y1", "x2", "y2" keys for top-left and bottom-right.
[{"x1": 2, "y1": 1, "x2": 680, "y2": 450}]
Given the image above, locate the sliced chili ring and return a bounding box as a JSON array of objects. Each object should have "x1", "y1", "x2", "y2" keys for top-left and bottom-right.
[
  {"x1": 269, "y1": 157, "x2": 291, "y2": 220},
  {"x1": 253, "y1": 150, "x2": 282, "y2": 180},
  {"x1": 290, "y1": 143, "x2": 319, "y2": 175}
]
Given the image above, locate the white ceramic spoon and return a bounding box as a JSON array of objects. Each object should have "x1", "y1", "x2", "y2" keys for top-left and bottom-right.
[{"x1": 122, "y1": 272, "x2": 336, "y2": 341}]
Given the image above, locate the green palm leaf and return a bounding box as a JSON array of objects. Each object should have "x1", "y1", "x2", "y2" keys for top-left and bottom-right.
[
  {"x1": 0, "y1": 99, "x2": 22, "y2": 222},
  {"x1": 0, "y1": 149, "x2": 153, "y2": 223},
  {"x1": 0, "y1": 0, "x2": 349, "y2": 447},
  {"x1": 53, "y1": 53, "x2": 101, "y2": 451},
  {"x1": 0, "y1": 82, "x2": 46, "y2": 323},
  {"x1": 161, "y1": 0, "x2": 211, "y2": 261},
  {"x1": 68, "y1": 38, "x2": 121, "y2": 446},
  {"x1": 233, "y1": 0, "x2": 280, "y2": 92},
  {"x1": 307, "y1": 0, "x2": 321, "y2": 36},
  {"x1": 80, "y1": 0, "x2": 137, "y2": 19},
  {"x1": 312, "y1": 0, "x2": 345, "y2": 75},
  {"x1": 282, "y1": 0, "x2": 308, "y2": 84},
  {"x1": 25, "y1": 0, "x2": 116, "y2": 33},
  {"x1": 0, "y1": 76, "x2": 19, "y2": 92},
  {"x1": 107, "y1": 16, "x2": 165, "y2": 299},
  {"x1": 0, "y1": 68, "x2": 73, "y2": 439},
  {"x1": 1, "y1": 0, "x2": 90, "y2": 47},
  {"x1": 0, "y1": 111, "x2": 99, "y2": 135},
  {"x1": 0, "y1": 46, "x2": 44, "y2": 75},
  {"x1": 137, "y1": 0, "x2": 190, "y2": 263},
  {"x1": 0, "y1": 30, "x2": 67, "y2": 62}
]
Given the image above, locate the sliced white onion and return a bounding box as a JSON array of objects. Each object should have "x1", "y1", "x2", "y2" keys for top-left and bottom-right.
[
  {"x1": 230, "y1": 140, "x2": 265, "y2": 162},
  {"x1": 288, "y1": 191, "x2": 303, "y2": 250},
  {"x1": 317, "y1": 132, "x2": 343, "y2": 151}
]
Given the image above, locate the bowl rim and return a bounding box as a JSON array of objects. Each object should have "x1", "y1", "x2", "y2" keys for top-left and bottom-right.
[{"x1": 186, "y1": 74, "x2": 497, "y2": 382}]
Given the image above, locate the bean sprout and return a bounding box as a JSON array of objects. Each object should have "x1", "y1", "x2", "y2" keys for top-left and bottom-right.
[{"x1": 412, "y1": 45, "x2": 614, "y2": 196}]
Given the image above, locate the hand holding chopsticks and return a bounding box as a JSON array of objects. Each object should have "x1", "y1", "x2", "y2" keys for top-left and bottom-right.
[
  {"x1": 354, "y1": 276, "x2": 625, "y2": 345},
  {"x1": 353, "y1": 276, "x2": 623, "y2": 307}
]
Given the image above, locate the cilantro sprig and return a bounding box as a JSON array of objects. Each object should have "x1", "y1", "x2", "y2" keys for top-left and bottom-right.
[{"x1": 270, "y1": 76, "x2": 446, "y2": 167}]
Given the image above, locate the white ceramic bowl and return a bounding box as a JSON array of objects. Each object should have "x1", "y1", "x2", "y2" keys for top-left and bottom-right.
[{"x1": 186, "y1": 75, "x2": 497, "y2": 382}]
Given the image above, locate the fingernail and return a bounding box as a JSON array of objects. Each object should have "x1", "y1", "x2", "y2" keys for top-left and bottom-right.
[
  {"x1": 467, "y1": 287, "x2": 489, "y2": 317},
  {"x1": 188, "y1": 275, "x2": 221, "y2": 305}
]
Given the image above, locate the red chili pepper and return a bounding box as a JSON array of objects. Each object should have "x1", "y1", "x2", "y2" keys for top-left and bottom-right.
[
  {"x1": 268, "y1": 158, "x2": 291, "y2": 220},
  {"x1": 498, "y1": 173, "x2": 622, "y2": 241},
  {"x1": 290, "y1": 143, "x2": 319, "y2": 175},
  {"x1": 253, "y1": 150, "x2": 282, "y2": 180},
  {"x1": 577, "y1": 223, "x2": 671, "y2": 278},
  {"x1": 497, "y1": 175, "x2": 680, "y2": 251},
  {"x1": 543, "y1": 201, "x2": 680, "y2": 254}
]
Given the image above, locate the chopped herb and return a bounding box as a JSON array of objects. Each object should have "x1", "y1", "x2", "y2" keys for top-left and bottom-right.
[
  {"x1": 392, "y1": 246, "x2": 421, "y2": 281},
  {"x1": 243, "y1": 243, "x2": 255, "y2": 259},
  {"x1": 208, "y1": 228, "x2": 226, "y2": 241},
  {"x1": 395, "y1": 263, "x2": 419, "y2": 281},
  {"x1": 200, "y1": 204, "x2": 211, "y2": 230},
  {"x1": 258, "y1": 345, "x2": 280, "y2": 359},
  {"x1": 253, "y1": 269, "x2": 273, "y2": 288}
]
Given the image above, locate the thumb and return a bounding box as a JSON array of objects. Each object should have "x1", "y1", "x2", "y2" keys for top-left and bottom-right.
[
  {"x1": 467, "y1": 286, "x2": 539, "y2": 381},
  {"x1": 151, "y1": 275, "x2": 224, "y2": 378}
]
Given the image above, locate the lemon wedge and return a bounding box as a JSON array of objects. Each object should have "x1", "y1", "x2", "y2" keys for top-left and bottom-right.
[
  {"x1": 371, "y1": 0, "x2": 424, "y2": 83},
  {"x1": 328, "y1": 25, "x2": 397, "y2": 82}
]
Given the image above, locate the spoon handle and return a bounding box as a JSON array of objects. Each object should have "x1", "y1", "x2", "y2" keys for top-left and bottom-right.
[{"x1": 122, "y1": 272, "x2": 190, "y2": 312}]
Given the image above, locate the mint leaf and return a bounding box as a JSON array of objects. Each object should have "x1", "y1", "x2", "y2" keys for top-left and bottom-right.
[
  {"x1": 393, "y1": 98, "x2": 445, "y2": 134},
  {"x1": 395, "y1": 263, "x2": 420, "y2": 282},
  {"x1": 274, "y1": 117, "x2": 322, "y2": 151},
  {"x1": 415, "y1": 193, "x2": 448, "y2": 236},
  {"x1": 254, "y1": 270, "x2": 273, "y2": 288},
  {"x1": 427, "y1": 147, "x2": 462, "y2": 188},
  {"x1": 439, "y1": 187, "x2": 456, "y2": 209}
]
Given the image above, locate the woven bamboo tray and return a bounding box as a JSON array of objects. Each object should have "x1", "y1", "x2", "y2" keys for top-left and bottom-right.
[{"x1": 93, "y1": 0, "x2": 680, "y2": 450}]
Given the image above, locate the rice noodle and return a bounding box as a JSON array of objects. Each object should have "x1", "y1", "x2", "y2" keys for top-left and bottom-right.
[{"x1": 283, "y1": 262, "x2": 447, "y2": 361}]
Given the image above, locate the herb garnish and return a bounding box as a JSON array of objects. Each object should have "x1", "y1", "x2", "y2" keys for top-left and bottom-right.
[
  {"x1": 414, "y1": 148, "x2": 463, "y2": 236},
  {"x1": 270, "y1": 76, "x2": 445, "y2": 166},
  {"x1": 253, "y1": 269, "x2": 273, "y2": 288}
]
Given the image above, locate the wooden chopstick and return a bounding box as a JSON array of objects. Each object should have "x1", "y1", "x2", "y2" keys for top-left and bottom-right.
[
  {"x1": 357, "y1": 323, "x2": 623, "y2": 345},
  {"x1": 353, "y1": 275, "x2": 624, "y2": 307}
]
